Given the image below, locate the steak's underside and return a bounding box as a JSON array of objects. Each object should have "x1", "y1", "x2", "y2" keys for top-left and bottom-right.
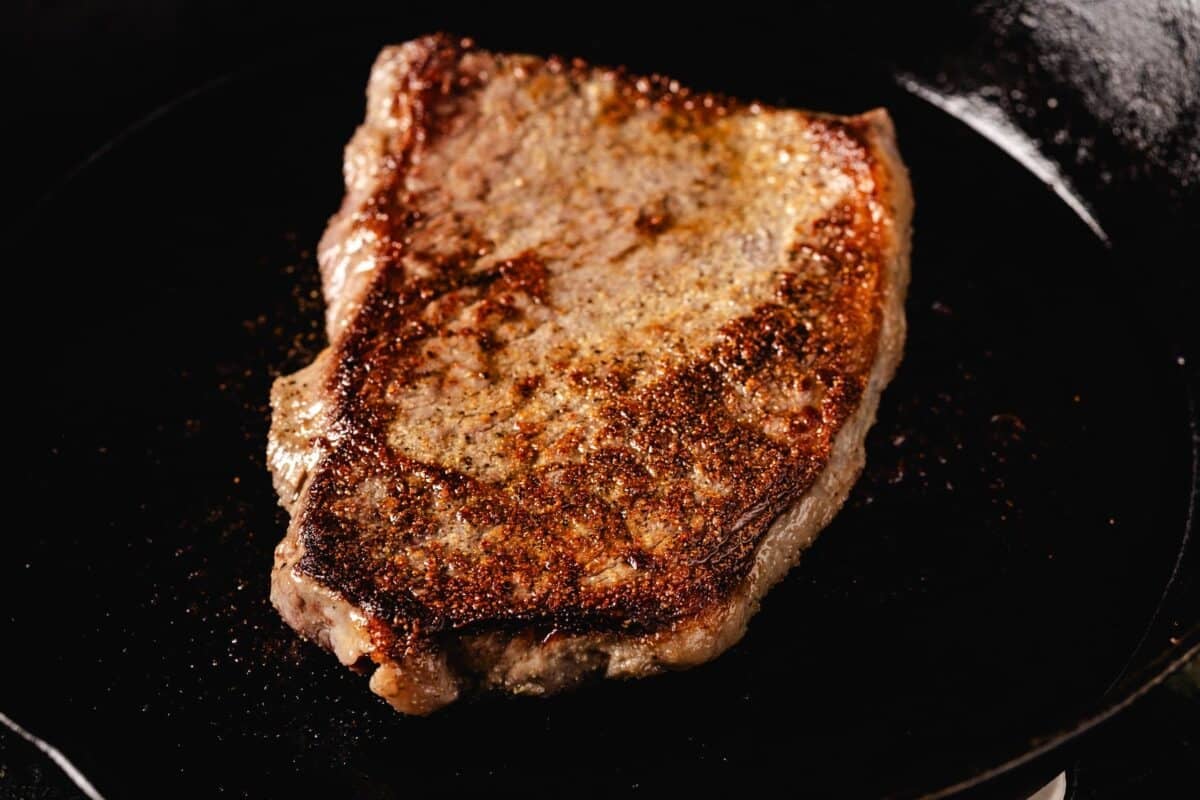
[{"x1": 268, "y1": 34, "x2": 912, "y2": 714}]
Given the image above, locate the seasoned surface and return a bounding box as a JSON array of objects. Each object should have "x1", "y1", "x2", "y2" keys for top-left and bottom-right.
[{"x1": 269, "y1": 35, "x2": 910, "y2": 703}]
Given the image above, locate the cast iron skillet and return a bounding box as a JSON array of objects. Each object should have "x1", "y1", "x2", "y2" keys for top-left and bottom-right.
[{"x1": 5, "y1": 6, "x2": 1197, "y2": 799}]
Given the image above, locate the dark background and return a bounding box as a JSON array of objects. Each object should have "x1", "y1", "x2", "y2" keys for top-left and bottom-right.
[{"x1": 3, "y1": 2, "x2": 1197, "y2": 798}]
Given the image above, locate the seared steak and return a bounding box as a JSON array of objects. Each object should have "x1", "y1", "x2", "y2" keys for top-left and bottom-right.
[{"x1": 269, "y1": 34, "x2": 912, "y2": 714}]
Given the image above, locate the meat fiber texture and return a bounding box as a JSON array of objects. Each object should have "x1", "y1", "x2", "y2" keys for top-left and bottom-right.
[{"x1": 268, "y1": 35, "x2": 912, "y2": 714}]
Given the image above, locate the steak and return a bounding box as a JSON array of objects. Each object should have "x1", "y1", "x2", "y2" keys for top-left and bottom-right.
[{"x1": 268, "y1": 34, "x2": 912, "y2": 714}]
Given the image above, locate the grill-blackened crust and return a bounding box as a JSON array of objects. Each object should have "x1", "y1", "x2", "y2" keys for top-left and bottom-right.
[{"x1": 269, "y1": 34, "x2": 912, "y2": 713}]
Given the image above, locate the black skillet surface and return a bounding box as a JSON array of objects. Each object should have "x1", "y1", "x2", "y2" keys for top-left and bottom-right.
[{"x1": 4, "y1": 8, "x2": 1198, "y2": 800}]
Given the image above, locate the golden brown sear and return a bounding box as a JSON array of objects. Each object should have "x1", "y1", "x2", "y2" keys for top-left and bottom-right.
[{"x1": 268, "y1": 34, "x2": 912, "y2": 714}]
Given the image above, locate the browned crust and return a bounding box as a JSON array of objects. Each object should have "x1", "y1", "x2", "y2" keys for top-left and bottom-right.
[{"x1": 270, "y1": 34, "x2": 911, "y2": 711}]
